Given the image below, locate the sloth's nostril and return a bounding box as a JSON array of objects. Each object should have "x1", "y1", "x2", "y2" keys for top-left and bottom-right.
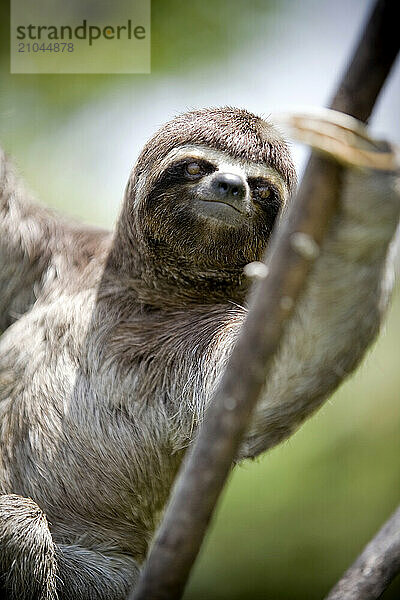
[{"x1": 213, "y1": 173, "x2": 246, "y2": 200}]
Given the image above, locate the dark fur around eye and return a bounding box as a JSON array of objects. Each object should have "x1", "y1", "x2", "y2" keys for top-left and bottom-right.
[
  {"x1": 248, "y1": 177, "x2": 282, "y2": 222},
  {"x1": 157, "y1": 159, "x2": 216, "y2": 188},
  {"x1": 248, "y1": 177, "x2": 281, "y2": 204},
  {"x1": 144, "y1": 159, "x2": 216, "y2": 212}
]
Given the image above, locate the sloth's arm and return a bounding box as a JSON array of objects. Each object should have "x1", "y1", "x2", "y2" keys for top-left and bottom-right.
[
  {"x1": 0, "y1": 149, "x2": 108, "y2": 332},
  {"x1": 0, "y1": 149, "x2": 60, "y2": 331},
  {"x1": 239, "y1": 163, "x2": 399, "y2": 459}
]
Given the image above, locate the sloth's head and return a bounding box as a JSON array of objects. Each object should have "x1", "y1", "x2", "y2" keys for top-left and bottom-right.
[{"x1": 110, "y1": 107, "x2": 297, "y2": 305}]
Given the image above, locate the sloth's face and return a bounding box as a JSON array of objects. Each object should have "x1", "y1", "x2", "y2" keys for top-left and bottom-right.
[{"x1": 135, "y1": 145, "x2": 290, "y2": 269}]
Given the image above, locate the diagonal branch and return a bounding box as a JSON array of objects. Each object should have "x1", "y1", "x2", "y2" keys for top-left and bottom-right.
[{"x1": 129, "y1": 1, "x2": 400, "y2": 599}]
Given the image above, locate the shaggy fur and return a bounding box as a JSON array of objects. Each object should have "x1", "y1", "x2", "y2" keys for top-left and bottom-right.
[{"x1": 0, "y1": 106, "x2": 399, "y2": 599}]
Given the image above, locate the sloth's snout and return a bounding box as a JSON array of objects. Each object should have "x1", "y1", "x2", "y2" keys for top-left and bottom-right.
[
  {"x1": 197, "y1": 172, "x2": 248, "y2": 215},
  {"x1": 211, "y1": 173, "x2": 246, "y2": 201}
]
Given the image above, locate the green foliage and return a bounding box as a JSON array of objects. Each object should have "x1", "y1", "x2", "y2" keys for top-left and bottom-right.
[
  {"x1": 151, "y1": 0, "x2": 277, "y2": 73},
  {"x1": 0, "y1": 1, "x2": 280, "y2": 111}
]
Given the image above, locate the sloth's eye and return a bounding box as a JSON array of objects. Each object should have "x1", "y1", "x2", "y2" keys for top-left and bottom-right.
[
  {"x1": 255, "y1": 187, "x2": 271, "y2": 199},
  {"x1": 248, "y1": 178, "x2": 278, "y2": 204},
  {"x1": 185, "y1": 162, "x2": 203, "y2": 177},
  {"x1": 161, "y1": 159, "x2": 215, "y2": 187}
]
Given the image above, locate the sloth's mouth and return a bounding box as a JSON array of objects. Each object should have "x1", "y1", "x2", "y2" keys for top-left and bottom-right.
[
  {"x1": 193, "y1": 198, "x2": 247, "y2": 225},
  {"x1": 201, "y1": 198, "x2": 245, "y2": 214}
]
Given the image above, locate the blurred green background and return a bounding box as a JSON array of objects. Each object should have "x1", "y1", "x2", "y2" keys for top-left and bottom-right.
[{"x1": 1, "y1": 1, "x2": 399, "y2": 598}]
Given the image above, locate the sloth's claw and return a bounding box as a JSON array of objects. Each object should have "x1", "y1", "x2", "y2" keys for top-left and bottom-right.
[{"x1": 272, "y1": 108, "x2": 399, "y2": 172}]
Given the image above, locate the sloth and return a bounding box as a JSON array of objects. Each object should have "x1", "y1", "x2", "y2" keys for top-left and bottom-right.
[{"x1": 0, "y1": 107, "x2": 399, "y2": 599}]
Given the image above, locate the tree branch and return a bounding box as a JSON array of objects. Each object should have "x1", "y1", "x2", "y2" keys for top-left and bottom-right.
[
  {"x1": 129, "y1": 1, "x2": 400, "y2": 598},
  {"x1": 324, "y1": 505, "x2": 400, "y2": 600},
  {"x1": 330, "y1": 0, "x2": 399, "y2": 122}
]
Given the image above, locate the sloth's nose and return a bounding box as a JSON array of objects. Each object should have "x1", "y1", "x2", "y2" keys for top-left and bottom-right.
[{"x1": 211, "y1": 173, "x2": 246, "y2": 201}]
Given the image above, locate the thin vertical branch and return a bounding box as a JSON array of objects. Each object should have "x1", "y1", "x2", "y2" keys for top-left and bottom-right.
[{"x1": 324, "y1": 505, "x2": 400, "y2": 600}]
